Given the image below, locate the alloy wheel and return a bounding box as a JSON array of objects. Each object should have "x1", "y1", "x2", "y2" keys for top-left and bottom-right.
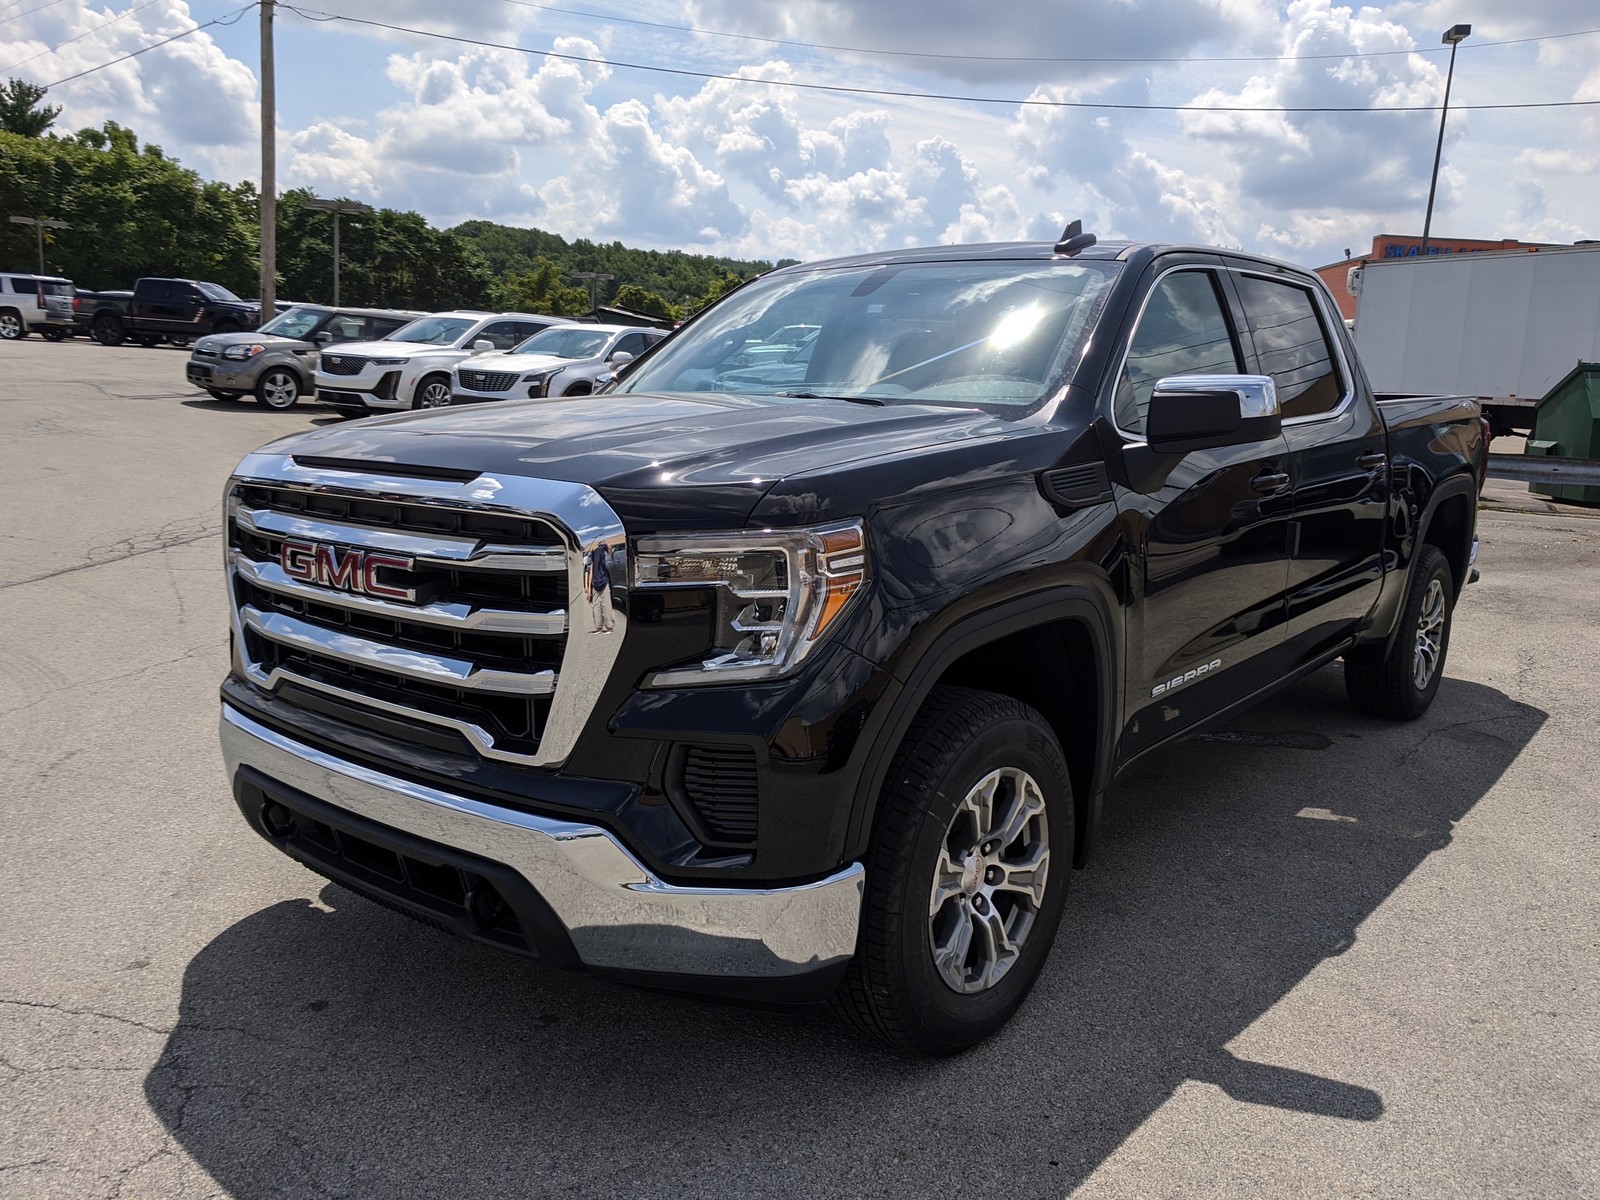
[
  {"x1": 0, "y1": 313, "x2": 21, "y2": 339},
  {"x1": 1413, "y1": 577, "x2": 1447, "y2": 690},
  {"x1": 417, "y1": 380, "x2": 452, "y2": 408},
  {"x1": 927, "y1": 766, "x2": 1051, "y2": 994}
]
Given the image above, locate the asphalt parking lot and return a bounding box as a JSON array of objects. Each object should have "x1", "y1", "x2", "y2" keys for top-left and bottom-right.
[{"x1": 2, "y1": 337, "x2": 1597, "y2": 1199}]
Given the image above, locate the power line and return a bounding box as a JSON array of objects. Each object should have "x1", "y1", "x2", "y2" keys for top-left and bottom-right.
[
  {"x1": 40, "y1": 2, "x2": 256, "y2": 89},
  {"x1": 491, "y1": 0, "x2": 1600, "y2": 66},
  {"x1": 0, "y1": 0, "x2": 167, "y2": 75},
  {"x1": 280, "y1": 6, "x2": 1600, "y2": 115},
  {"x1": 0, "y1": 0, "x2": 72, "y2": 24}
]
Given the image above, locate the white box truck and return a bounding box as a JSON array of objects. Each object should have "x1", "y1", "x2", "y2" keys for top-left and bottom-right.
[{"x1": 1351, "y1": 243, "x2": 1600, "y2": 434}]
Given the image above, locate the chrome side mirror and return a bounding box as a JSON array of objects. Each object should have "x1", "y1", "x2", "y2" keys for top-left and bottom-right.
[
  {"x1": 1146, "y1": 374, "x2": 1281, "y2": 454},
  {"x1": 472, "y1": 339, "x2": 494, "y2": 353}
]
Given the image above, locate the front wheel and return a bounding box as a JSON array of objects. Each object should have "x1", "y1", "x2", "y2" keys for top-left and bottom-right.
[
  {"x1": 1344, "y1": 545, "x2": 1454, "y2": 720},
  {"x1": 0, "y1": 309, "x2": 26, "y2": 340},
  {"x1": 92, "y1": 315, "x2": 125, "y2": 346},
  {"x1": 832, "y1": 686, "x2": 1073, "y2": 1056},
  {"x1": 167, "y1": 335, "x2": 191, "y2": 349},
  {"x1": 255, "y1": 367, "x2": 302, "y2": 410},
  {"x1": 412, "y1": 374, "x2": 453, "y2": 409}
]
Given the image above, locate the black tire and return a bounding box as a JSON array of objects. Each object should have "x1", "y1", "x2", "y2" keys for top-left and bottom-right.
[
  {"x1": 1344, "y1": 545, "x2": 1454, "y2": 720},
  {"x1": 412, "y1": 373, "x2": 453, "y2": 409},
  {"x1": 255, "y1": 366, "x2": 302, "y2": 410},
  {"x1": 132, "y1": 334, "x2": 159, "y2": 348},
  {"x1": 92, "y1": 314, "x2": 125, "y2": 346},
  {"x1": 831, "y1": 685, "x2": 1073, "y2": 1056},
  {"x1": 561, "y1": 381, "x2": 592, "y2": 397},
  {"x1": 40, "y1": 328, "x2": 66, "y2": 343},
  {"x1": 205, "y1": 388, "x2": 243, "y2": 401},
  {"x1": 0, "y1": 309, "x2": 26, "y2": 340},
  {"x1": 167, "y1": 335, "x2": 191, "y2": 349}
]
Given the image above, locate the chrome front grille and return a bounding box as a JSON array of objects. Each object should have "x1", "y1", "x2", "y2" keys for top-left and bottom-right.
[
  {"x1": 459, "y1": 370, "x2": 519, "y2": 393},
  {"x1": 321, "y1": 354, "x2": 367, "y2": 376},
  {"x1": 224, "y1": 455, "x2": 628, "y2": 767}
]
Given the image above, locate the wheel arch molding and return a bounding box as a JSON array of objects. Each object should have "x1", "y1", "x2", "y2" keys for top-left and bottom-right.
[{"x1": 847, "y1": 583, "x2": 1121, "y2": 873}]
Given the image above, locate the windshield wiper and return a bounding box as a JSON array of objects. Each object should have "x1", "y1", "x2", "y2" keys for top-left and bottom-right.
[{"x1": 776, "y1": 391, "x2": 885, "y2": 406}]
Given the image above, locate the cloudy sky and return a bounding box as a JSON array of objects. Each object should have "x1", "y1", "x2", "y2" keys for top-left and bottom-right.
[{"x1": 3, "y1": 0, "x2": 1595, "y2": 269}]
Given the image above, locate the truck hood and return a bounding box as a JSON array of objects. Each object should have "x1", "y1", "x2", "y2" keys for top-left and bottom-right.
[{"x1": 255, "y1": 391, "x2": 1037, "y2": 529}]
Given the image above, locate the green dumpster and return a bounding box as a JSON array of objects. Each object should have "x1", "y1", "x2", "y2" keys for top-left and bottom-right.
[{"x1": 1527, "y1": 362, "x2": 1600, "y2": 506}]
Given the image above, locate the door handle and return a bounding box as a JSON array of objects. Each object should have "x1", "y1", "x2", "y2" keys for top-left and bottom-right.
[
  {"x1": 1357, "y1": 453, "x2": 1388, "y2": 470},
  {"x1": 1251, "y1": 470, "x2": 1290, "y2": 494}
]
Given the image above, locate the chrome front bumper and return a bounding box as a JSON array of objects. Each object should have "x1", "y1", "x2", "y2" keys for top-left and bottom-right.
[{"x1": 220, "y1": 704, "x2": 865, "y2": 981}]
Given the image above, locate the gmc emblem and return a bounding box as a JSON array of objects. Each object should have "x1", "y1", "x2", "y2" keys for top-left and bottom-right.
[{"x1": 280, "y1": 540, "x2": 418, "y2": 602}]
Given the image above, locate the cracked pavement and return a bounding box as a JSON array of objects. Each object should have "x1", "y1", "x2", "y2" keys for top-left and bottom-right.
[{"x1": 1, "y1": 339, "x2": 1597, "y2": 1198}]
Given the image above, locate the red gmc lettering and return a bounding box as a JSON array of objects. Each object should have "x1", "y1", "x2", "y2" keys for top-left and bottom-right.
[
  {"x1": 361, "y1": 552, "x2": 417, "y2": 601},
  {"x1": 315, "y1": 544, "x2": 362, "y2": 591},
  {"x1": 281, "y1": 541, "x2": 318, "y2": 582}
]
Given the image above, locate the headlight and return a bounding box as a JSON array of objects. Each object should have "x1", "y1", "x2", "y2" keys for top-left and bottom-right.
[
  {"x1": 520, "y1": 371, "x2": 553, "y2": 383},
  {"x1": 370, "y1": 356, "x2": 407, "y2": 366},
  {"x1": 223, "y1": 343, "x2": 265, "y2": 360},
  {"x1": 633, "y1": 520, "x2": 867, "y2": 686}
]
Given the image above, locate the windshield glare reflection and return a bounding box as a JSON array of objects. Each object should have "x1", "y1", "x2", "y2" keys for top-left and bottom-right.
[{"x1": 615, "y1": 258, "x2": 1120, "y2": 416}]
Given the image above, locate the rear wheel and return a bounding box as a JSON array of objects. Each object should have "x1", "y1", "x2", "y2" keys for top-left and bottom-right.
[
  {"x1": 92, "y1": 314, "x2": 125, "y2": 346},
  {"x1": 0, "y1": 309, "x2": 25, "y2": 340},
  {"x1": 167, "y1": 335, "x2": 191, "y2": 349},
  {"x1": 132, "y1": 334, "x2": 159, "y2": 348},
  {"x1": 255, "y1": 367, "x2": 302, "y2": 410},
  {"x1": 832, "y1": 686, "x2": 1073, "y2": 1056},
  {"x1": 39, "y1": 328, "x2": 66, "y2": 343},
  {"x1": 205, "y1": 388, "x2": 243, "y2": 401},
  {"x1": 1344, "y1": 545, "x2": 1454, "y2": 720},
  {"x1": 412, "y1": 374, "x2": 452, "y2": 409}
]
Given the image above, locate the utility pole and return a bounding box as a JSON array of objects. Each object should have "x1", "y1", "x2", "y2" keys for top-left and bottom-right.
[
  {"x1": 8, "y1": 215, "x2": 70, "y2": 274},
  {"x1": 1421, "y1": 23, "x2": 1471, "y2": 254},
  {"x1": 303, "y1": 199, "x2": 372, "y2": 305},
  {"x1": 568, "y1": 271, "x2": 614, "y2": 314},
  {"x1": 259, "y1": 0, "x2": 277, "y2": 313}
]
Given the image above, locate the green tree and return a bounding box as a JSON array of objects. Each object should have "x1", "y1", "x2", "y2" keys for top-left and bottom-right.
[
  {"x1": 612, "y1": 283, "x2": 680, "y2": 321},
  {"x1": 492, "y1": 257, "x2": 592, "y2": 316},
  {"x1": 0, "y1": 79, "x2": 60, "y2": 137}
]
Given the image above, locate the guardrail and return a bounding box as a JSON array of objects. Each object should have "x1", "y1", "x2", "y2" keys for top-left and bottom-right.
[{"x1": 1487, "y1": 454, "x2": 1600, "y2": 487}]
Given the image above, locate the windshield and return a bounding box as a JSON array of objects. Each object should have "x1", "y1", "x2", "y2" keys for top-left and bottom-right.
[
  {"x1": 387, "y1": 316, "x2": 476, "y2": 346},
  {"x1": 257, "y1": 306, "x2": 328, "y2": 339},
  {"x1": 617, "y1": 257, "x2": 1122, "y2": 415},
  {"x1": 512, "y1": 327, "x2": 611, "y2": 359},
  {"x1": 196, "y1": 282, "x2": 242, "y2": 302}
]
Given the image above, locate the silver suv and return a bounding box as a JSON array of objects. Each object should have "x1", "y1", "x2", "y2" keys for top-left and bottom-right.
[
  {"x1": 186, "y1": 305, "x2": 422, "y2": 409},
  {"x1": 315, "y1": 311, "x2": 572, "y2": 414},
  {"x1": 451, "y1": 324, "x2": 667, "y2": 404},
  {"x1": 0, "y1": 273, "x2": 75, "y2": 341}
]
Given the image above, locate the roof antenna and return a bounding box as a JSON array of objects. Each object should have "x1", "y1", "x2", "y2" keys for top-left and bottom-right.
[{"x1": 1054, "y1": 219, "x2": 1097, "y2": 256}]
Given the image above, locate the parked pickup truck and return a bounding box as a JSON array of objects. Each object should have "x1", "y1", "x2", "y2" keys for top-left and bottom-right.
[
  {"x1": 85, "y1": 277, "x2": 260, "y2": 347},
  {"x1": 217, "y1": 234, "x2": 1487, "y2": 1055}
]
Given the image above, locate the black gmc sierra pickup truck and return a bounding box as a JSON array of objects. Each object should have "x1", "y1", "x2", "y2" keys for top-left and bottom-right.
[
  {"x1": 85, "y1": 277, "x2": 260, "y2": 346},
  {"x1": 218, "y1": 233, "x2": 1486, "y2": 1055}
]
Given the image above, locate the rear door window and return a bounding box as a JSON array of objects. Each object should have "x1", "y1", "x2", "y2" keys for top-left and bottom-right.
[
  {"x1": 1115, "y1": 270, "x2": 1242, "y2": 435},
  {"x1": 613, "y1": 332, "x2": 646, "y2": 358},
  {"x1": 1233, "y1": 275, "x2": 1345, "y2": 420},
  {"x1": 475, "y1": 320, "x2": 527, "y2": 350}
]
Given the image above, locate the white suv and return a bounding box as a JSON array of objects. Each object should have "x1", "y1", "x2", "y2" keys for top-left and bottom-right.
[
  {"x1": 313, "y1": 311, "x2": 571, "y2": 414},
  {"x1": 0, "y1": 273, "x2": 76, "y2": 341},
  {"x1": 452, "y1": 324, "x2": 668, "y2": 404}
]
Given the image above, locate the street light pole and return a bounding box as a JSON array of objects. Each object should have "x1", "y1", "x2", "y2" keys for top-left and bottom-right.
[
  {"x1": 8, "y1": 215, "x2": 70, "y2": 274},
  {"x1": 1421, "y1": 23, "x2": 1471, "y2": 255},
  {"x1": 569, "y1": 271, "x2": 614, "y2": 314},
  {"x1": 260, "y1": 0, "x2": 276, "y2": 313},
  {"x1": 303, "y1": 199, "x2": 372, "y2": 305}
]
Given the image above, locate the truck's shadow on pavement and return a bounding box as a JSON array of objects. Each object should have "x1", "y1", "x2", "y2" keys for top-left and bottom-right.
[{"x1": 146, "y1": 667, "x2": 1544, "y2": 1199}]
